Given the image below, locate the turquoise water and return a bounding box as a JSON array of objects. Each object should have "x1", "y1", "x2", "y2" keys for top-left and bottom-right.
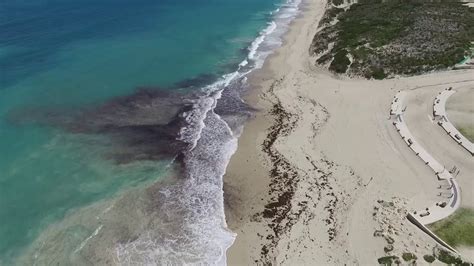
[{"x1": 0, "y1": 0, "x2": 279, "y2": 263}]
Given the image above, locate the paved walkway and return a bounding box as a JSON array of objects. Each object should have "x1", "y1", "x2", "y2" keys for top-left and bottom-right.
[
  {"x1": 390, "y1": 91, "x2": 461, "y2": 225},
  {"x1": 433, "y1": 88, "x2": 474, "y2": 156}
]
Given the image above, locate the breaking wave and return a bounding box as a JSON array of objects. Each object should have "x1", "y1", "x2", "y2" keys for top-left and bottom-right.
[
  {"x1": 113, "y1": 0, "x2": 302, "y2": 264},
  {"x1": 10, "y1": 1, "x2": 303, "y2": 265}
]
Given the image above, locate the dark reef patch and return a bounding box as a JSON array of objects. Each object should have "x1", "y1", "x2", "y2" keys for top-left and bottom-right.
[
  {"x1": 9, "y1": 87, "x2": 194, "y2": 164},
  {"x1": 7, "y1": 74, "x2": 254, "y2": 166}
]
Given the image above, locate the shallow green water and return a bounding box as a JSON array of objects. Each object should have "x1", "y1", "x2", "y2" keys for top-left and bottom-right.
[{"x1": 0, "y1": 0, "x2": 278, "y2": 262}]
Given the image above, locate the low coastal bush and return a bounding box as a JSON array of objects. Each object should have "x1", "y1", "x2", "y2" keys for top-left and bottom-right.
[
  {"x1": 402, "y1": 252, "x2": 417, "y2": 262},
  {"x1": 384, "y1": 245, "x2": 394, "y2": 253},
  {"x1": 367, "y1": 67, "x2": 386, "y2": 80},
  {"x1": 377, "y1": 255, "x2": 399, "y2": 265},
  {"x1": 329, "y1": 50, "x2": 351, "y2": 73},
  {"x1": 318, "y1": 7, "x2": 344, "y2": 27},
  {"x1": 423, "y1": 255, "x2": 436, "y2": 263},
  {"x1": 429, "y1": 208, "x2": 474, "y2": 247},
  {"x1": 310, "y1": 0, "x2": 474, "y2": 79},
  {"x1": 435, "y1": 249, "x2": 464, "y2": 265}
]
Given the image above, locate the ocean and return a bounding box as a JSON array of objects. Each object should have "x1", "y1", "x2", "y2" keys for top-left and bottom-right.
[{"x1": 0, "y1": 0, "x2": 301, "y2": 264}]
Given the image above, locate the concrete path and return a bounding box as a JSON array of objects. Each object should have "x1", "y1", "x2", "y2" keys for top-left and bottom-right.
[{"x1": 390, "y1": 91, "x2": 461, "y2": 225}]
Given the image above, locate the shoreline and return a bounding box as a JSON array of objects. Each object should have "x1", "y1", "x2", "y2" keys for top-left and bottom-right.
[
  {"x1": 5, "y1": 1, "x2": 306, "y2": 264},
  {"x1": 223, "y1": 0, "x2": 474, "y2": 263}
]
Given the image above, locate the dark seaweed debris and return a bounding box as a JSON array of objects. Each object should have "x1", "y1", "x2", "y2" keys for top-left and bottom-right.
[
  {"x1": 256, "y1": 78, "x2": 325, "y2": 264},
  {"x1": 259, "y1": 79, "x2": 300, "y2": 264},
  {"x1": 254, "y1": 79, "x2": 364, "y2": 264}
]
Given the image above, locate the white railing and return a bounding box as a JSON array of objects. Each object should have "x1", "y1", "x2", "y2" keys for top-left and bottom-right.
[
  {"x1": 390, "y1": 91, "x2": 461, "y2": 226},
  {"x1": 433, "y1": 88, "x2": 474, "y2": 156}
]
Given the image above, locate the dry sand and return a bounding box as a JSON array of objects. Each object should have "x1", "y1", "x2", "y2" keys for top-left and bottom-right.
[{"x1": 223, "y1": 0, "x2": 474, "y2": 264}]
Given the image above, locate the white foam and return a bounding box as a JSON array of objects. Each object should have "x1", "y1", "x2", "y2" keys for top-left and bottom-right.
[
  {"x1": 74, "y1": 225, "x2": 103, "y2": 254},
  {"x1": 115, "y1": 1, "x2": 302, "y2": 264},
  {"x1": 177, "y1": 96, "x2": 215, "y2": 150},
  {"x1": 244, "y1": 0, "x2": 301, "y2": 70},
  {"x1": 115, "y1": 111, "x2": 238, "y2": 265}
]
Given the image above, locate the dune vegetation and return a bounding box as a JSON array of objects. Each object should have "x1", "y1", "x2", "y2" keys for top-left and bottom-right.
[{"x1": 311, "y1": 0, "x2": 474, "y2": 79}]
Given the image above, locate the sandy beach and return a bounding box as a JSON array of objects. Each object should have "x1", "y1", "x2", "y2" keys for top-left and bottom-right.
[{"x1": 224, "y1": 0, "x2": 474, "y2": 264}]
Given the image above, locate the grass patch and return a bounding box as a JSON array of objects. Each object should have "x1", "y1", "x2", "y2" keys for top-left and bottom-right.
[
  {"x1": 458, "y1": 126, "x2": 474, "y2": 143},
  {"x1": 429, "y1": 208, "x2": 474, "y2": 247}
]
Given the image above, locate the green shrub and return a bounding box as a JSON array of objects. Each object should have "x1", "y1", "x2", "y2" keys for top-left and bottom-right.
[
  {"x1": 423, "y1": 255, "x2": 435, "y2": 263},
  {"x1": 377, "y1": 256, "x2": 399, "y2": 265},
  {"x1": 370, "y1": 67, "x2": 386, "y2": 80},
  {"x1": 435, "y1": 249, "x2": 463, "y2": 264},
  {"x1": 402, "y1": 252, "x2": 417, "y2": 261},
  {"x1": 329, "y1": 50, "x2": 351, "y2": 73}
]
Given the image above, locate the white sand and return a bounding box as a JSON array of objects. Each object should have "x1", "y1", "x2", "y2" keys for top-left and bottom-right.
[{"x1": 224, "y1": 0, "x2": 474, "y2": 263}]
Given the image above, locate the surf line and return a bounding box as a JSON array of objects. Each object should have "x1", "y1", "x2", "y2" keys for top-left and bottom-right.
[{"x1": 74, "y1": 225, "x2": 104, "y2": 254}]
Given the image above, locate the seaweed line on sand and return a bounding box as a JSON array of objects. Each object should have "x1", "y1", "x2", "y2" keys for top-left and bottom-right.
[
  {"x1": 254, "y1": 77, "x2": 365, "y2": 264},
  {"x1": 257, "y1": 77, "x2": 300, "y2": 264},
  {"x1": 255, "y1": 78, "x2": 324, "y2": 264}
]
